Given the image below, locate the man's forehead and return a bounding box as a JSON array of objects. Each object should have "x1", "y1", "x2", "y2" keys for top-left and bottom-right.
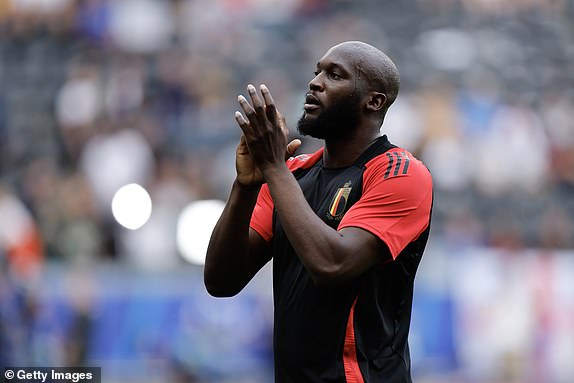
[{"x1": 317, "y1": 46, "x2": 358, "y2": 69}]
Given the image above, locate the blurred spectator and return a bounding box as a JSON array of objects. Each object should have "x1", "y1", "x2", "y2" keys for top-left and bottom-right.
[
  {"x1": 473, "y1": 97, "x2": 549, "y2": 195},
  {"x1": 79, "y1": 125, "x2": 154, "y2": 218},
  {"x1": 118, "y1": 155, "x2": 194, "y2": 270},
  {"x1": 0, "y1": 184, "x2": 43, "y2": 279},
  {"x1": 63, "y1": 267, "x2": 95, "y2": 367},
  {"x1": 538, "y1": 207, "x2": 574, "y2": 249},
  {"x1": 541, "y1": 90, "x2": 574, "y2": 188},
  {"x1": 55, "y1": 61, "x2": 102, "y2": 162},
  {"x1": 107, "y1": 0, "x2": 174, "y2": 54},
  {"x1": 0, "y1": 184, "x2": 43, "y2": 366}
]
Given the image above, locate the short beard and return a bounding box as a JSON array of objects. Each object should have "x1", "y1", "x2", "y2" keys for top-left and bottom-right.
[{"x1": 297, "y1": 94, "x2": 361, "y2": 142}]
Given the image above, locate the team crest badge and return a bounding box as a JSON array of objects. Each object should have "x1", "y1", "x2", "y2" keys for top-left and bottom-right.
[{"x1": 328, "y1": 181, "x2": 352, "y2": 218}]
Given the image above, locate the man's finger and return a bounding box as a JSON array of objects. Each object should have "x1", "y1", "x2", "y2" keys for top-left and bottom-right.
[
  {"x1": 238, "y1": 95, "x2": 257, "y2": 129},
  {"x1": 234, "y1": 110, "x2": 251, "y2": 136},
  {"x1": 260, "y1": 84, "x2": 279, "y2": 125},
  {"x1": 260, "y1": 84, "x2": 275, "y2": 106},
  {"x1": 247, "y1": 84, "x2": 264, "y2": 112},
  {"x1": 236, "y1": 134, "x2": 249, "y2": 155},
  {"x1": 286, "y1": 139, "x2": 302, "y2": 159},
  {"x1": 261, "y1": 84, "x2": 287, "y2": 137},
  {"x1": 278, "y1": 113, "x2": 289, "y2": 137},
  {"x1": 247, "y1": 84, "x2": 268, "y2": 127}
]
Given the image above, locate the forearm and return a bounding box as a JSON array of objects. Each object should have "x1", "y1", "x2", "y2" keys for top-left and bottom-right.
[
  {"x1": 263, "y1": 165, "x2": 351, "y2": 286},
  {"x1": 204, "y1": 180, "x2": 262, "y2": 296}
]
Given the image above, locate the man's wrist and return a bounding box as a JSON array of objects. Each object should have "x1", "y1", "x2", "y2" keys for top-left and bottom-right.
[
  {"x1": 233, "y1": 179, "x2": 263, "y2": 193},
  {"x1": 260, "y1": 162, "x2": 291, "y2": 183}
]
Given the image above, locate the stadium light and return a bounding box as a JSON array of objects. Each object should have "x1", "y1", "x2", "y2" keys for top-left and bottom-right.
[
  {"x1": 111, "y1": 183, "x2": 153, "y2": 230},
  {"x1": 177, "y1": 199, "x2": 225, "y2": 265}
]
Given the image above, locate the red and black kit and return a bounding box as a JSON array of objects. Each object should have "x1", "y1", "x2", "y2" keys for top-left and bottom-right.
[{"x1": 251, "y1": 135, "x2": 433, "y2": 383}]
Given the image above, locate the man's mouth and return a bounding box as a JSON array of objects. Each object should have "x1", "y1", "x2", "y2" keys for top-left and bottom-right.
[{"x1": 304, "y1": 93, "x2": 321, "y2": 111}]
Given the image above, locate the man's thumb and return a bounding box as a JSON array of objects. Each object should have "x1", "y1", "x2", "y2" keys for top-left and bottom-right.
[{"x1": 286, "y1": 139, "x2": 302, "y2": 158}]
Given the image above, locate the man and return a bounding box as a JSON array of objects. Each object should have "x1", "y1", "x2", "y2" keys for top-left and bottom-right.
[{"x1": 204, "y1": 41, "x2": 433, "y2": 382}]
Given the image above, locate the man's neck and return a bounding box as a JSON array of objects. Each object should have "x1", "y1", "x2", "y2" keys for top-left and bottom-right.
[{"x1": 322, "y1": 130, "x2": 381, "y2": 169}]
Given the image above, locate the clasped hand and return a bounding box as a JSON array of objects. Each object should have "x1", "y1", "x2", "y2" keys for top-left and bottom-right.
[{"x1": 234, "y1": 84, "x2": 300, "y2": 186}]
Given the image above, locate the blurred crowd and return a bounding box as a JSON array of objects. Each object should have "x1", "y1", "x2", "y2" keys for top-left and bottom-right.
[{"x1": 0, "y1": 0, "x2": 573, "y2": 274}]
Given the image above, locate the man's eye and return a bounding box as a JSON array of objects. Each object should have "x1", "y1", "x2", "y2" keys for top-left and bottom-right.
[
  {"x1": 330, "y1": 72, "x2": 341, "y2": 79},
  {"x1": 314, "y1": 71, "x2": 320, "y2": 76}
]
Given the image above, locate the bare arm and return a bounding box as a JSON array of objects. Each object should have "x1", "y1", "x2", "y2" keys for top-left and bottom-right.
[
  {"x1": 204, "y1": 180, "x2": 271, "y2": 297},
  {"x1": 204, "y1": 116, "x2": 300, "y2": 297}
]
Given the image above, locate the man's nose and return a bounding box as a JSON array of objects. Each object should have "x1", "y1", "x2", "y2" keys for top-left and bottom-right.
[{"x1": 308, "y1": 73, "x2": 323, "y2": 92}]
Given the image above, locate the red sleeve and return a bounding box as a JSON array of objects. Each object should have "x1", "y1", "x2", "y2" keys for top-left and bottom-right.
[
  {"x1": 249, "y1": 149, "x2": 323, "y2": 242},
  {"x1": 338, "y1": 149, "x2": 433, "y2": 259},
  {"x1": 250, "y1": 183, "x2": 274, "y2": 242}
]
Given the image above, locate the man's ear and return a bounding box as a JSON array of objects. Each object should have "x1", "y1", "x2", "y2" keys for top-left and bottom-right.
[{"x1": 366, "y1": 92, "x2": 387, "y2": 112}]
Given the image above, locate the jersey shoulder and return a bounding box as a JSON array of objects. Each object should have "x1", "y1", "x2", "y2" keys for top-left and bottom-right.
[
  {"x1": 364, "y1": 147, "x2": 432, "y2": 189},
  {"x1": 286, "y1": 147, "x2": 323, "y2": 172}
]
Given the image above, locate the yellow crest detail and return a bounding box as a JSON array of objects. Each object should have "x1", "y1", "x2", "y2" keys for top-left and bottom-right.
[{"x1": 328, "y1": 181, "x2": 352, "y2": 217}]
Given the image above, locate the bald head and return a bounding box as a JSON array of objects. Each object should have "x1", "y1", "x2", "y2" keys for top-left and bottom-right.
[{"x1": 326, "y1": 41, "x2": 400, "y2": 115}]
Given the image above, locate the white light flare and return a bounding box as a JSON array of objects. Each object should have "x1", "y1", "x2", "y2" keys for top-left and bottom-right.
[
  {"x1": 177, "y1": 199, "x2": 225, "y2": 265},
  {"x1": 111, "y1": 183, "x2": 152, "y2": 230}
]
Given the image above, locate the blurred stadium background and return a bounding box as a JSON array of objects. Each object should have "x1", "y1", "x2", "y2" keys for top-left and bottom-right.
[{"x1": 0, "y1": 0, "x2": 573, "y2": 382}]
